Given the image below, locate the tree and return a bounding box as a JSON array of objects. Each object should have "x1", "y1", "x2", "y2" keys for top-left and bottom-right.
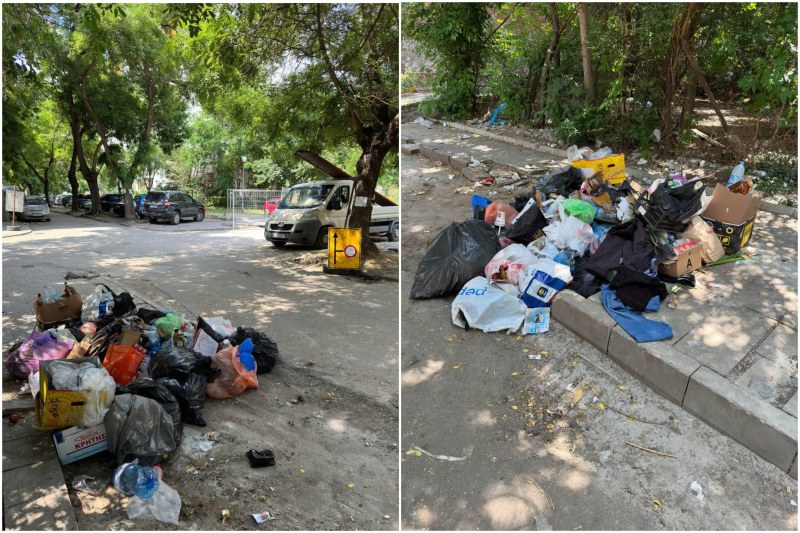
[
  {"x1": 577, "y1": 3, "x2": 596, "y2": 104},
  {"x1": 16, "y1": 100, "x2": 71, "y2": 205},
  {"x1": 186, "y1": 3, "x2": 399, "y2": 254}
]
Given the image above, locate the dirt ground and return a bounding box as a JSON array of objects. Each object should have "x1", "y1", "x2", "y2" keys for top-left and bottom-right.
[
  {"x1": 62, "y1": 364, "x2": 398, "y2": 531},
  {"x1": 400, "y1": 152, "x2": 797, "y2": 530}
]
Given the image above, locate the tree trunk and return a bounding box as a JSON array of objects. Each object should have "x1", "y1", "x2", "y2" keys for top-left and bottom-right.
[
  {"x1": 658, "y1": 3, "x2": 707, "y2": 153},
  {"x1": 679, "y1": 65, "x2": 697, "y2": 138},
  {"x1": 532, "y1": 3, "x2": 562, "y2": 124},
  {"x1": 577, "y1": 3, "x2": 596, "y2": 104},
  {"x1": 68, "y1": 93, "x2": 100, "y2": 214},
  {"x1": 67, "y1": 137, "x2": 80, "y2": 210},
  {"x1": 348, "y1": 143, "x2": 393, "y2": 257},
  {"x1": 679, "y1": 36, "x2": 728, "y2": 133},
  {"x1": 81, "y1": 56, "x2": 113, "y2": 215}
]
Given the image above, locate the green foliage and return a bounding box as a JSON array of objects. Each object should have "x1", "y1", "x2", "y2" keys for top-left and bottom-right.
[{"x1": 404, "y1": 2, "x2": 494, "y2": 118}]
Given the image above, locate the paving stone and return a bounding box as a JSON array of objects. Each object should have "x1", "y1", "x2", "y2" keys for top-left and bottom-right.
[
  {"x1": 462, "y1": 167, "x2": 491, "y2": 181},
  {"x1": 3, "y1": 483, "x2": 78, "y2": 530},
  {"x1": 684, "y1": 366, "x2": 798, "y2": 472},
  {"x1": 606, "y1": 328, "x2": 701, "y2": 405},
  {"x1": 401, "y1": 144, "x2": 420, "y2": 155},
  {"x1": 783, "y1": 392, "x2": 798, "y2": 418},
  {"x1": 790, "y1": 455, "x2": 798, "y2": 479},
  {"x1": 2, "y1": 433, "x2": 56, "y2": 471},
  {"x1": 755, "y1": 323, "x2": 798, "y2": 364},
  {"x1": 2, "y1": 397, "x2": 35, "y2": 415},
  {"x1": 734, "y1": 354, "x2": 797, "y2": 405},
  {"x1": 672, "y1": 310, "x2": 776, "y2": 376},
  {"x1": 551, "y1": 290, "x2": 617, "y2": 354},
  {"x1": 3, "y1": 460, "x2": 65, "y2": 508},
  {"x1": 418, "y1": 145, "x2": 450, "y2": 165}
]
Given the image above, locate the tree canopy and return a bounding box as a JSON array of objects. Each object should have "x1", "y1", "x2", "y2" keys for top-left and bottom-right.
[{"x1": 3, "y1": 3, "x2": 398, "y2": 234}]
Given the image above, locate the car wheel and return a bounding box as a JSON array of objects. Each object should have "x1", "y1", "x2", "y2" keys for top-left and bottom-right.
[
  {"x1": 170, "y1": 211, "x2": 181, "y2": 225},
  {"x1": 271, "y1": 240, "x2": 287, "y2": 248},
  {"x1": 314, "y1": 227, "x2": 329, "y2": 249},
  {"x1": 45, "y1": 218, "x2": 51, "y2": 222},
  {"x1": 149, "y1": 217, "x2": 158, "y2": 224},
  {"x1": 195, "y1": 210, "x2": 205, "y2": 222},
  {"x1": 388, "y1": 221, "x2": 399, "y2": 242}
]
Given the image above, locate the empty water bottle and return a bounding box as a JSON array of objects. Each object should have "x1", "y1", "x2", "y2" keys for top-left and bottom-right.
[
  {"x1": 112, "y1": 463, "x2": 160, "y2": 500},
  {"x1": 42, "y1": 284, "x2": 59, "y2": 304},
  {"x1": 726, "y1": 161, "x2": 745, "y2": 187}
]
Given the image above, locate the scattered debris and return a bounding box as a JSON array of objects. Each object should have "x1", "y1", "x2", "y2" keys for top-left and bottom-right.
[
  {"x1": 690, "y1": 480, "x2": 705, "y2": 501},
  {"x1": 412, "y1": 445, "x2": 467, "y2": 462},
  {"x1": 625, "y1": 441, "x2": 676, "y2": 458}
]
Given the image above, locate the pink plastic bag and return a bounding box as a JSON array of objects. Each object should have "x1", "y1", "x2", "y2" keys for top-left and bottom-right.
[
  {"x1": 6, "y1": 332, "x2": 72, "y2": 379},
  {"x1": 484, "y1": 244, "x2": 539, "y2": 287}
]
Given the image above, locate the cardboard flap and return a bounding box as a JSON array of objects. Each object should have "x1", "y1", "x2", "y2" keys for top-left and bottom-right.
[{"x1": 703, "y1": 184, "x2": 761, "y2": 225}]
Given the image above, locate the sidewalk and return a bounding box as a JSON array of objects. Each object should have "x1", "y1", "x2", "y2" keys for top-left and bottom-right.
[{"x1": 402, "y1": 118, "x2": 798, "y2": 478}]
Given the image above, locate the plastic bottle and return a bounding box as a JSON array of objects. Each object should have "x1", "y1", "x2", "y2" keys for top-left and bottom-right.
[
  {"x1": 238, "y1": 338, "x2": 256, "y2": 372},
  {"x1": 112, "y1": 463, "x2": 160, "y2": 500},
  {"x1": 566, "y1": 145, "x2": 582, "y2": 162},
  {"x1": 726, "y1": 161, "x2": 745, "y2": 187},
  {"x1": 585, "y1": 147, "x2": 613, "y2": 160},
  {"x1": 42, "y1": 285, "x2": 59, "y2": 303},
  {"x1": 172, "y1": 328, "x2": 185, "y2": 349}
]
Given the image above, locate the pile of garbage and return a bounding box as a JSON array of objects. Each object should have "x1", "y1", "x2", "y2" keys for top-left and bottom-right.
[
  {"x1": 411, "y1": 150, "x2": 762, "y2": 343},
  {"x1": 5, "y1": 282, "x2": 279, "y2": 524}
]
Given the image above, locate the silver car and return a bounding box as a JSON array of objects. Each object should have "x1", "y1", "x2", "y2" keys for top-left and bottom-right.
[{"x1": 21, "y1": 196, "x2": 50, "y2": 222}]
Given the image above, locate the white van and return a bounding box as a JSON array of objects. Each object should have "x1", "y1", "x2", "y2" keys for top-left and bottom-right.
[{"x1": 264, "y1": 151, "x2": 399, "y2": 248}]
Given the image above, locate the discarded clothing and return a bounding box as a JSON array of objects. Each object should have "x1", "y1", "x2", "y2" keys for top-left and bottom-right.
[
  {"x1": 656, "y1": 272, "x2": 696, "y2": 287},
  {"x1": 609, "y1": 266, "x2": 668, "y2": 312},
  {"x1": 601, "y1": 285, "x2": 672, "y2": 343},
  {"x1": 586, "y1": 218, "x2": 655, "y2": 281},
  {"x1": 571, "y1": 256, "x2": 603, "y2": 298}
]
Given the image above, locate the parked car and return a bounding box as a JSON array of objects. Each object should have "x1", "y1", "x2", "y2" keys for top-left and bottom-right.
[
  {"x1": 64, "y1": 194, "x2": 91, "y2": 210},
  {"x1": 110, "y1": 197, "x2": 135, "y2": 218},
  {"x1": 263, "y1": 197, "x2": 281, "y2": 215},
  {"x1": 100, "y1": 193, "x2": 124, "y2": 212},
  {"x1": 20, "y1": 195, "x2": 50, "y2": 222},
  {"x1": 144, "y1": 190, "x2": 205, "y2": 225}
]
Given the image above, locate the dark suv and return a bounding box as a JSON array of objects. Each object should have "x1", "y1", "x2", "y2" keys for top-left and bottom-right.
[
  {"x1": 144, "y1": 190, "x2": 205, "y2": 225},
  {"x1": 100, "y1": 193, "x2": 124, "y2": 212}
]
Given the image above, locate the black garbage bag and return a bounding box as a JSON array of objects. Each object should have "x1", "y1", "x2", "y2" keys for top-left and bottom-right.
[
  {"x1": 118, "y1": 379, "x2": 183, "y2": 448},
  {"x1": 532, "y1": 166, "x2": 583, "y2": 197},
  {"x1": 505, "y1": 202, "x2": 548, "y2": 245},
  {"x1": 641, "y1": 179, "x2": 705, "y2": 232},
  {"x1": 149, "y1": 346, "x2": 198, "y2": 382},
  {"x1": 104, "y1": 393, "x2": 176, "y2": 466},
  {"x1": 409, "y1": 220, "x2": 502, "y2": 299},
  {"x1": 571, "y1": 256, "x2": 603, "y2": 298},
  {"x1": 136, "y1": 308, "x2": 166, "y2": 324},
  {"x1": 231, "y1": 327, "x2": 278, "y2": 374},
  {"x1": 157, "y1": 356, "x2": 219, "y2": 427},
  {"x1": 512, "y1": 194, "x2": 533, "y2": 212}
]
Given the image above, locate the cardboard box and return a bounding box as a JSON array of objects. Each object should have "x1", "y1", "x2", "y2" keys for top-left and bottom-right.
[
  {"x1": 52, "y1": 423, "x2": 108, "y2": 465},
  {"x1": 118, "y1": 328, "x2": 142, "y2": 347},
  {"x1": 67, "y1": 340, "x2": 91, "y2": 359},
  {"x1": 35, "y1": 356, "x2": 110, "y2": 430},
  {"x1": 572, "y1": 154, "x2": 626, "y2": 184},
  {"x1": 701, "y1": 184, "x2": 762, "y2": 255},
  {"x1": 658, "y1": 243, "x2": 703, "y2": 277},
  {"x1": 35, "y1": 289, "x2": 83, "y2": 325}
]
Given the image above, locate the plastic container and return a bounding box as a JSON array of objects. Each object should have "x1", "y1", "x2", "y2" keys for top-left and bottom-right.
[
  {"x1": 112, "y1": 463, "x2": 160, "y2": 499},
  {"x1": 585, "y1": 147, "x2": 613, "y2": 160},
  {"x1": 238, "y1": 338, "x2": 256, "y2": 372},
  {"x1": 103, "y1": 345, "x2": 146, "y2": 386},
  {"x1": 42, "y1": 285, "x2": 59, "y2": 304},
  {"x1": 726, "y1": 161, "x2": 745, "y2": 187}
]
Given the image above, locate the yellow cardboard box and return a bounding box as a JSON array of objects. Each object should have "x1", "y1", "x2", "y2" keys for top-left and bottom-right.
[
  {"x1": 35, "y1": 356, "x2": 109, "y2": 430},
  {"x1": 572, "y1": 154, "x2": 626, "y2": 184}
]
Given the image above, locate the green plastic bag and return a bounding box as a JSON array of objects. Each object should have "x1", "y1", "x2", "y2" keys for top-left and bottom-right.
[
  {"x1": 564, "y1": 199, "x2": 596, "y2": 224},
  {"x1": 155, "y1": 313, "x2": 182, "y2": 339}
]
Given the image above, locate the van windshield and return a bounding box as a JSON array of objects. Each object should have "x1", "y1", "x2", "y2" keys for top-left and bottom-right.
[{"x1": 279, "y1": 184, "x2": 334, "y2": 209}]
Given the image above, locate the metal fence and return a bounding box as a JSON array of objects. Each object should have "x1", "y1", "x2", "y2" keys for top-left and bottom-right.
[{"x1": 227, "y1": 188, "x2": 288, "y2": 231}]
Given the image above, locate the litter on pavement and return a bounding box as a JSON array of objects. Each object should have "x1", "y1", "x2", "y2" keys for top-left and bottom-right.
[
  {"x1": 410, "y1": 147, "x2": 763, "y2": 342},
  {"x1": 4, "y1": 279, "x2": 281, "y2": 525}
]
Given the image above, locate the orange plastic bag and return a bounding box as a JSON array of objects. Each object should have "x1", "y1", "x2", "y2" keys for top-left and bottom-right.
[
  {"x1": 484, "y1": 202, "x2": 519, "y2": 226},
  {"x1": 103, "y1": 344, "x2": 146, "y2": 386},
  {"x1": 206, "y1": 346, "x2": 258, "y2": 400}
]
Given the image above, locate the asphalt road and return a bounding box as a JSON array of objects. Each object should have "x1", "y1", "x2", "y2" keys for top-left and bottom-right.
[
  {"x1": 400, "y1": 153, "x2": 797, "y2": 531},
  {"x1": 2, "y1": 212, "x2": 399, "y2": 530}
]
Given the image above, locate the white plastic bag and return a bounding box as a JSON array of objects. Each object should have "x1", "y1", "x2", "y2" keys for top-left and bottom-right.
[
  {"x1": 543, "y1": 215, "x2": 594, "y2": 255},
  {"x1": 484, "y1": 244, "x2": 539, "y2": 286},
  {"x1": 128, "y1": 480, "x2": 181, "y2": 525},
  {"x1": 81, "y1": 285, "x2": 114, "y2": 322},
  {"x1": 520, "y1": 258, "x2": 573, "y2": 309},
  {"x1": 527, "y1": 236, "x2": 560, "y2": 261},
  {"x1": 48, "y1": 361, "x2": 116, "y2": 427},
  {"x1": 451, "y1": 277, "x2": 528, "y2": 333}
]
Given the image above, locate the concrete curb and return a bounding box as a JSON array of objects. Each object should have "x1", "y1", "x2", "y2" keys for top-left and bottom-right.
[
  {"x1": 417, "y1": 118, "x2": 798, "y2": 218},
  {"x1": 2, "y1": 228, "x2": 33, "y2": 238},
  {"x1": 550, "y1": 290, "x2": 798, "y2": 478}
]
